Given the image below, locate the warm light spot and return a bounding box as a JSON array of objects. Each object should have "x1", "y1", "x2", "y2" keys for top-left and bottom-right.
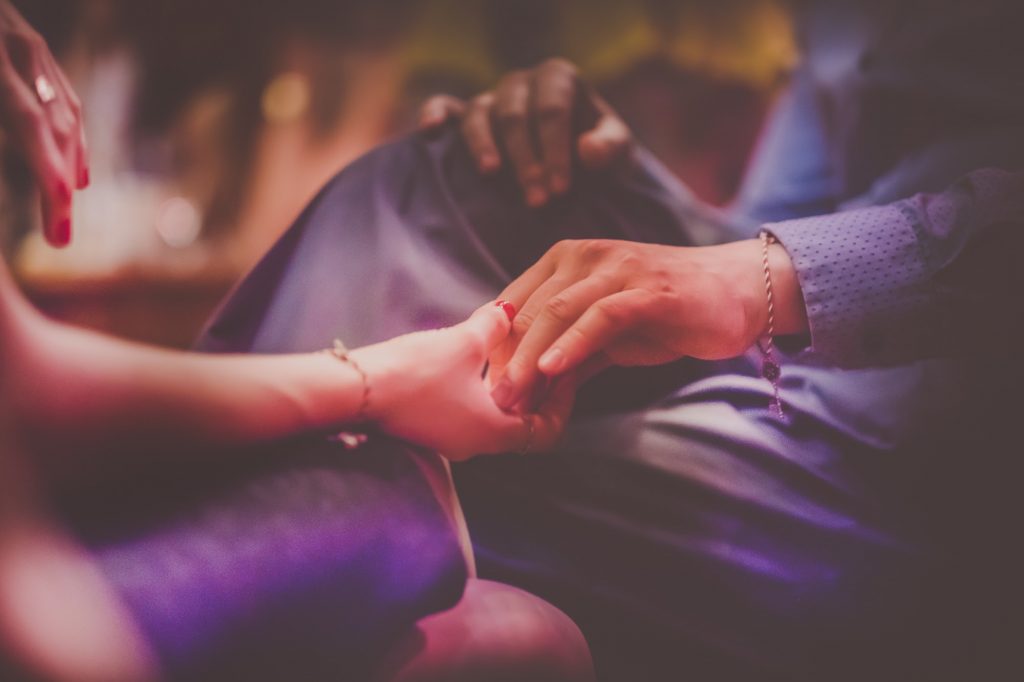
[
  {"x1": 261, "y1": 71, "x2": 312, "y2": 124},
  {"x1": 156, "y1": 196, "x2": 201, "y2": 248}
]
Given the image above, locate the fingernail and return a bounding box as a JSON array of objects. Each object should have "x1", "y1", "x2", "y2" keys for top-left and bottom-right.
[
  {"x1": 525, "y1": 185, "x2": 548, "y2": 207},
  {"x1": 539, "y1": 348, "x2": 565, "y2": 374},
  {"x1": 490, "y1": 378, "x2": 516, "y2": 410},
  {"x1": 53, "y1": 219, "x2": 70, "y2": 246},
  {"x1": 548, "y1": 173, "x2": 568, "y2": 194},
  {"x1": 80, "y1": 167, "x2": 90, "y2": 187},
  {"x1": 495, "y1": 300, "x2": 516, "y2": 322},
  {"x1": 56, "y1": 181, "x2": 71, "y2": 203}
]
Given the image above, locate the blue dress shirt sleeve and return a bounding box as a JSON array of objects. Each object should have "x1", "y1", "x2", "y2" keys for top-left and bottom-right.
[{"x1": 766, "y1": 168, "x2": 1024, "y2": 367}]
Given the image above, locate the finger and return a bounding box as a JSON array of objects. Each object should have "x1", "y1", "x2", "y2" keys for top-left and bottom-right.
[
  {"x1": 488, "y1": 253, "x2": 559, "y2": 377},
  {"x1": 22, "y1": 48, "x2": 78, "y2": 243},
  {"x1": 461, "y1": 92, "x2": 501, "y2": 173},
  {"x1": 36, "y1": 62, "x2": 77, "y2": 246},
  {"x1": 577, "y1": 91, "x2": 632, "y2": 170},
  {"x1": 493, "y1": 71, "x2": 547, "y2": 207},
  {"x1": 492, "y1": 275, "x2": 618, "y2": 410},
  {"x1": 490, "y1": 271, "x2": 568, "y2": 379},
  {"x1": 0, "y1": 59, "x2": 72, "y2": 245},
  {"x1": 525, "y1": 371, "x2": 580, "y2": 452},
  {"x1": 461, "y1": 300, "x2": 516, "y2": 358},
  {"x1": 418, "y1": 94, "x2": 465, "y2": 129},
  {"x1": 495, "y1": 241, "x2": 564, "y2": 309},
  {"x1": 532, "y1": 59, "x2": 577, "y2": 195},
  {"x1": 520, "y1": 275, "x2": 620, "y2": 376},
  {"x1": 539, "y1": 289, "x2": 657, "y2": 375},
  {"x1": 47, "y1": 57, "x2": 88, "y2": 187}
]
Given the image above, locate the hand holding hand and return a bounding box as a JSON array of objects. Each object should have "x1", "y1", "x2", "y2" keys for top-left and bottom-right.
[
  {"x1": 419, "y1": 58, "x2": 632, "y2": 207},
  {"x1": 351, "y1": 301, "x2": 580, "y2": 460},
  {"x1": 487, "y1": 238, "x2": 808, "y2": 412},
  {"x1": 0, "y1": 0, "x2": 88, "y2": 247}
]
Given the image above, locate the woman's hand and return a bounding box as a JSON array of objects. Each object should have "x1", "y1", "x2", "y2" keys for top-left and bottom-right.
[
  {"x1": 351, "y1": 301, "x2": 581, "y2": 460},
  {"x1": 419, "y1": 58, "x2": 632, "y2": 208},
  {"x1": 0, "y1": 0, "x2": 88, "y2": 247},
  {"x1": 487, "y1": 238, "x2": 809, "y2": 412}
]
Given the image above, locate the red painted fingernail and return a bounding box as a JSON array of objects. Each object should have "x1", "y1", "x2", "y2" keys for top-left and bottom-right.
[
  {"x1": 495, "y1": 300, "x2": 516, "y2": 321},
  {"x1": 54, "y1": 218, "x2": 70, "y2": 246},
  {"x1": 80, "y1": 167, "x2": 90, "y2": 187},
  {"x1": 56, "y1": 181, "x2": 71, "y2": 203}
]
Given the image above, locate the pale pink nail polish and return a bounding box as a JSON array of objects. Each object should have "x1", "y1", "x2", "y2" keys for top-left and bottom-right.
[{"x1": 539, "y1": 348, "x2": 565, "y2": 373}]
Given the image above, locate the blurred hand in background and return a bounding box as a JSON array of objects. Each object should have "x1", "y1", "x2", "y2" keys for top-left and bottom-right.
[
  {"x1": 419, "y1": 57, "x2": 633, "y2": 207},
  {"x1": 0, "y1": 0, "x2": 88, "y2": 247}
]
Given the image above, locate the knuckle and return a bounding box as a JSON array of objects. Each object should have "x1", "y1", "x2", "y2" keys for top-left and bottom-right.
[
  {"x1": 536, "y1": 100, "x2": 569, "y2": 123},
  {"x1": 616, "y1": 251, "x2": 642, "y2": 272},
  {"x1": 495, "y1": 105, "x2": 526, "y2": 128},
  {"x1": 593, "y1": 299, "x2": 625, "y2": 326},
  {"x1": 469, "y1": 92, "x2": 494, "y2": 111},
  {"x1": 580, "y1": 239, "x2": 613, "y2": 260},
  {"x1": 543, "y1": 57, "x2": 579, "y2": 79},
  {"x1": 550, "y1": 239, "x2": 577, "y2": 258},
  {"x1": 511, "y1": 311, "x2": 535, "y2": 338},
  {"x1": 541, "y1": 294, "x2": 575, "y2": 324},
  {"x1": 518, "y1": 163, "x2": 544, "y2": 183}
]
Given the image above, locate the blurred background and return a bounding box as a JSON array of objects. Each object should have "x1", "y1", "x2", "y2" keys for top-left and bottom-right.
[{"x1": 2, "y1": 0, "x2": 796, "y2": 348}]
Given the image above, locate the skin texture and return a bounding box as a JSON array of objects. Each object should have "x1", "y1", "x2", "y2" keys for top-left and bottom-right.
[
  {"x1": 0, "y1": 0, "x2": 88, "y2": 246},
  {"x1": 421, "y1": 59, "x2": 809, "y2": 412}
]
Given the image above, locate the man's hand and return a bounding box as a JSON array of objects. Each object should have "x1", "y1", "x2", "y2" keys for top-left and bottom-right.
[
  {"x1": 487, "y1": 238, "x2": 808, "y2": 411},
  {"x1": 419, "y1": 58, "x2": 632, "y2": 207},
  {"x1": 0, "y1": 0, "x2": 89, "y2": 247}
]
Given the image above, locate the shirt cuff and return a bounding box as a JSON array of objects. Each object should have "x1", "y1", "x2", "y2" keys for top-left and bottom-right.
[{"x1": 764, "y1": 205, "x2": 933, "y2": 367}]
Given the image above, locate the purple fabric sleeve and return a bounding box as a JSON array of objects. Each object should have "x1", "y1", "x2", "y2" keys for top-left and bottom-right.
[{"x1": 766, "y1": 168, "x2": 1024, "y2": 367}]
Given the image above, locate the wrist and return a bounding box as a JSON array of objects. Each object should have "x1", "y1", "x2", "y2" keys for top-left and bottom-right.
[
  {"x1": 708, "y1": 237, "x2": 808, "y2": 347},
  {"x1": 763, "y1": 238, "x2": 808, "y2": 336},
  {"x1": 347, "y1": 344, "x2": 402, "y2": 425}
]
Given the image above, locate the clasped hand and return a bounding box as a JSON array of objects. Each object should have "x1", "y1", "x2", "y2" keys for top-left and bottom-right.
[
  {"x1": 419, "y1": 57, "x2": 804, "y2": 415},
  {"x1": 486, "y1": 239, "x2": 770, "y2": 412},
  {"x1": 350, "y1": 302, "x2": 581, "y2": 460}
]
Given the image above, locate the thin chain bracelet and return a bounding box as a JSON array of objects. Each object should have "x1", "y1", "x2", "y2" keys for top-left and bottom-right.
[
  {"x1": 758, "y1": 231, "x2": 785, "y2": 419},
  {"x1": 324, "y1": 339, "x2": 371, "y2": 448}
]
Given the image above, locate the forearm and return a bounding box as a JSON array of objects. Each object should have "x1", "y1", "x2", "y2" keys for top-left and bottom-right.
[{"x1": 12, "y1": 313, "x2": 365, "y2": 460}]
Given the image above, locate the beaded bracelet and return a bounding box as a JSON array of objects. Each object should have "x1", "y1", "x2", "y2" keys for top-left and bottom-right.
[{"x1": 758, "y1": 231, "x2": 785, "y2": 419}]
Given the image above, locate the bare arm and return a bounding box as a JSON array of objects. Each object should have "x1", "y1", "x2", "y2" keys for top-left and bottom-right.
[
  {"x1": 9, "y1": 310, "x2": 368, "y2": 455},
  {"x1": 1, "y1": 261, "x2": 574, "y2": 477}
]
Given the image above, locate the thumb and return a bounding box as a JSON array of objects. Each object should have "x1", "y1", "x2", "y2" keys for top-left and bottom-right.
[
  {"x1": 576, "y1": 89, "x2": 631, "y2": 170},
  {"x1": 419, "y1": 94, "x2": 466, "y2": 129},
  {"x1": 462, "y1": 300, "x2": 516, "y2": 356},
  {"x1": 577, "y1": 113, "x2": 631, "y2": 169}
]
